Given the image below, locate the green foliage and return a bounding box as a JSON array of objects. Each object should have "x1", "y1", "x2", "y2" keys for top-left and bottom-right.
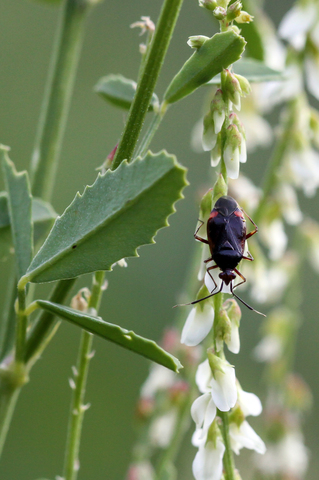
[
  {"x1": 23, "y1": 151, "x2": 187, "y2": 284},
  {"x1": 208, "y1": 58, "x2": 284, "y2": 84},
  {"x1": 94, "y1": 74, "x2": 159, "y2": 111},
  {"x1": 163, "y1": 30, "x2": 246, "y2": 104},
  {"x1": 37, "y1": 300, "x2": 183, "y2": 372},
  {"x1": 1, "y1": 147, "x2": 33, "y2": 278}
]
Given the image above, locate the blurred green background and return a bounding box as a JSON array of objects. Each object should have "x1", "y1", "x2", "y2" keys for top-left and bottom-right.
[{"x1": 1, "y1": 0, "x2": 318, "y2": 479}]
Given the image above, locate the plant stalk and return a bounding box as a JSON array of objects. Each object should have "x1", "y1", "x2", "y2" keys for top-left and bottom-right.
[
  {"x1": 63, "y1": 271, "x2": 105, "y2": 480},
  {"x1": 30, "y1": 0, "x2": 92, "y2": 201},
  {"x1": 112, "y1": 0, "x2": 184, "y2": 170},
  {"x1": 218, "y1": 410, "x2": 236, "y2": 480}
]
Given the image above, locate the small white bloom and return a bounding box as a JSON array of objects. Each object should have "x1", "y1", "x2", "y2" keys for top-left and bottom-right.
[
  {"x1": 141, "y1": 364, "x2": 176, "y2": 397},
  {"x1": 226, "y1": 321, "x2": 240, "y2": 354},
  {"x1": 253, "y1": 334, "x2": 282, "y2": 362},
  {"x1": 196, "y1": 359, "x2": 237, "y2": 412},
  {"x1": 305, "y1": 54, "x2": 319, "y2": 100},
  {"x1": 213, "y1": 110, "x2": 225, "y2": 134},
  {"x1": 150, "y1": 409, "x2": 177, "y2": 448},
  {"x1": 181, "y1": 302, "x2": 215, "y2": 346},
  {"x1": 210, "y1": 138, "x2": 222, "y2": 167},
  {"x1": 237, "y1": 389, "x2": 262, "y2": 417},
  {"x1": 256, "y1": 432, "x2": 308, "y2": 477},
  {"x1": 224, "y1": 144, "x2": 240, "y2": 179},
  {"x1": 230, "y1": 420, "x2": 266, "y2": 455},
  {"x1": 260, "y1": 219, "x2": 287, "y2": 260},
  {"x1": 193, "y1": 436, "x2": 225, "y2": 480},
  {"x1": 191, "y1": 119, "x2": 205, "y2": 153},
  {"x1": 191, "y1": 393, "x2": 217, "y2": 438},
  {"x1": 202, "y1": 122, "x2": 217, "y2": 151},
  {"x1": 279, "y1": 3, "x2": 317, "y2": 50}
]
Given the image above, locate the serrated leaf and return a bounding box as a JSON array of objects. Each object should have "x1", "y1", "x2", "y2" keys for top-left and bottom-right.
[
  {"x1": 94, "y1": 74, "x2": 159, "y2": 111},
  {"x1": 163, "y1": 30, "x2": 246, "y2": 104},
  {"x1": 0, "y1": 193, "x2": 57, "y2": 249},
  {"x1": 23, "y1": 151, "x2": 187, "y2": 284},
  {"x1": 1, "y1": 147, "x2": 33, "y2": 278},
  {"x1": 208, "y1": 58, "x2": 284, "y2": 84},
  {"x1": 37, "y1": 300, "x2": 182, "y2": 372}
]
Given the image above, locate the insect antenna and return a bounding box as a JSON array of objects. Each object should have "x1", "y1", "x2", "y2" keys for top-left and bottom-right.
[
  {"x1": 173, "y1": 284, "x2": 223, "y2": 308},
  {"x1": 230, "y1": 284, "x2": 266, "y2": 317}
]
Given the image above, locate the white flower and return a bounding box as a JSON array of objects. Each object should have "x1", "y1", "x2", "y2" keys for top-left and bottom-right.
[
  {"x1": 305, "y1": 53, "x2": 319, "y2": 100},
  {"x1": 141, "y1": 364, "x2": 176, "y2": 397},
  {"x1": 256, "y1": 432, "x2": 308, "y2": 477},
  {"x1": 191, "y1": 119, "x2": 205, "y2": 153},
  {"x1": 237, "y1": 389, "x2": 262, "y2": 417},
  {"x1": 260, "y1": 219, "x2": 287, "y2": 261},
  {"x1": 277, "y1": 183, "x2": 302, "y2": 225},
  {"x1": 226, "y1": 318, "x2": 240, "y2": 354},
  {"x1": 213, "y1": 109, "x2": 226, "y2": 134},
  {"x1": 191, "y1": 393, "x2": 217, "y2": 439},
  {"x1": 224, "y1": 143, "x2": 240, "y2": 179},
  {"x1": 181, "y1": 302, "x2": 215, "y2": 346},
  {"x1": 202, "y1": 119, "x2": 217, "y2": 151},
  {"x1": 150, "y1": 409, "x2": 177, "y2": 448},
  {"x1": 253, "y1": 334, "x2": 282, "y2": 362},
  {"x1": 192, "y1": 436, "x2": 225, "y2": 480},
  {"x1": 278, "y1": 3, "x2": 317, "y2": 51},
  {"x1": 196, "y1": 359, "x2": 237, "y2": 412},
  {"x1": 230, "y1": 420, "x2": 266, "y2": 455}
]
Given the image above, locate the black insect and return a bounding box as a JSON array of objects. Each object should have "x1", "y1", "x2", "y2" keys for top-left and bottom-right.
[{"x1": 192, "y1": 195, "x2": 265, "y2": 317}]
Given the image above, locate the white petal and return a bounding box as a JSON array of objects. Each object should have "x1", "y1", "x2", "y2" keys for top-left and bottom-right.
[
  {"x1": 195, "y1": 359, "x2": 212, "y2": 393},
  {"x1": 239, "y1": 137, "x2": 247, "y2": 163},
  {"x1": 192, "y1": 427, "x2": 207, "y2": 448},
  {"x1": 226, "y1": 323, "x2": 240, "y2": 354},
  {"x1": 232, "y1": 92, "x2": 241, "y2": 111},
  {"x1": 141, "y1": 364, "x2": 176, "y2": 397},
  {"x1": 210, "y1": 144, "x2": 221, "y2": 167},
  {"x1": 181, "y1": 304, "x2": 215, "y2": 346},
  {"x1": 305, "y1": 56, "x2": 319, "y2": 101},
  {"x1": 213, "y1": 110, "x2": 225, "y2": 134},
  {"x1": 191, "y1": 119, "x2": 205, "y2": 153},
  {"x1": 238, "y1": 390, "x2": 262, "y2": 417},
  {"x1": 210, "y1": 363, "x2": 237, "y2": 411},
  {"x1": 224, "y1": 145, "x2": 240, "y2": 179},
  {"x1": 191, "y1": 393, "x2": 212, "y2": 428},
  {"x1": 279, "y1": 4, "x2": 316, "y2": 48},
  {"x1": 150, "y1": 409, "x2": 177, "y2": 448},
  {"x1": 204, "y1": 267, "x2": 232, "y2": 294},
  {"x1": 202, "y1": 125, "x2": 217, "y2": 151},
  {"x1": 230, "y1": 420, "x2": 266, "y2": 454},
  {"x1": 202, "y1": 397, "x2": 217, "y2": 436},
  {"x1": 193, "y1": 438, "x2": 225, "y2": 480}
]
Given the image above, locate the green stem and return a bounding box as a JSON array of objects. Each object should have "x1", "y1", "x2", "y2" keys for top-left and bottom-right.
[
  {"x1": 0, "y1": 272, "x2": 17, "y2": 362},
  {"x1": 25, "y1": 278, "x2": 76, "y2": 366},
  {"x1": 30, "y1": 0, "x2": 92, "y2": 201},
  {"x1": 135, "y1": 111, "x2": 164, "y2": 159},
  {"x1": 112, "y1": 0, "x2": 184, "y2": 170},
  {"x1": 63, "y1": 271, "x2": 105, "y2": 480},
  {"x1": 0, "y1": 385, "x2": 21, "y2": 459},
  {"x1": 15, "y1": 287, "x2": 27, "y2": 365},
  {"x1": 218, "y1": 410, "x2": 236, "y2": 480}
]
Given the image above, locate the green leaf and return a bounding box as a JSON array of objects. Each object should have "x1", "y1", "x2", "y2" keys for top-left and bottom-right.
[
  {"x1": 208, "y1": 58, "x2": 284, "y2": 84},
  {"x1": 0, "y1": 193, "x2": 57, "y2": 249},
  {"x1": 1, "y1": 146, "x2": 33, "y2": 278},
  {"x1": 163, "y1": 30, "x2": 246, "y2": 104},
  {"x1": 94, "y1": 74, "x2": 159, "y2": 111},
  {"x1": 37, "y1": 300, "x2": 183, "y2": 372},
  {"x1": 23, "y1": 151, "x2": 187, "y2": 284}
]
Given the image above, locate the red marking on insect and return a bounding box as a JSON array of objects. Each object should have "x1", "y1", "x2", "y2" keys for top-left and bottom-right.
[{"x1": 191, "y1": 195, "x2": 265, "y2": 317}]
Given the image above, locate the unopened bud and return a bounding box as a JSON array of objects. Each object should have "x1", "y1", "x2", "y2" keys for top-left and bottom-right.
[
  {"x1": 222, "y1": 69, "x2": 242, "y2": 110},
  {"x1": 215, "y1": 308, "x2": 232, "y2": 351},
  {"x1": 71, "y1": 288, "x2": 90, "y2": 312},
  {"x1": 199, "y1": 0, "x2": 218, "y2": 10},
  {"x1": 228, "y1": 404, "x2": 245, "y2": 427},
  {"x1": 227, "y1": 0, "x2": 242, "y2": 21},
  {"x1": 210, "y1": 89, "x2": 226, "y2": 134},
  {"x1": 200, "y1": 189, "x2": 214, "y2": 219},
  {"x1": 207, "y1": 349, "x2": 225, "y2": 376},
  {"x1": 234, "y1": 74, "x2": 251, "y2": 96},
  {"x1": 213, "y1": 6, "x2": 226, "y2": 20},
  {"x1": 212, "y1": 173, "x2": 228, "y2": 204},
  {"x1": 187, "y1": 35, "x2": 210, "y2": 49},
  {"x1": 235, "y1": 10, "x2": 254, "y2": 23},
  {"x1": 223, "y1": 298, "x2": 241, "y2": 326}
]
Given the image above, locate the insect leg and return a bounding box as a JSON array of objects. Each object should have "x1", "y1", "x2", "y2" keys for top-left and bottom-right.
[
  {"x1": 206, "y1": 264, "x2": 219, "y2": 291},
  {"x1": 242, "y1": 250, "x2": 254, "y2": 262},
  {"x1": 194, "y1": 219, "x2": 209, "y2": 244},
  {"x1": 242, "y1": 208, "x2": 258, "y2": 240},
  {"x1": 233, "y1": 268, "x2": 246, "y2": 289},
  {"x1": 230, "y1": 282, "x2": 266, "y2": 317}
]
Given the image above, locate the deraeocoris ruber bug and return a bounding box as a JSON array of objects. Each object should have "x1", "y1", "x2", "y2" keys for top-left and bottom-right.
[{"x1": 192, "y1": 195, "x2": 265, "y2": 317}]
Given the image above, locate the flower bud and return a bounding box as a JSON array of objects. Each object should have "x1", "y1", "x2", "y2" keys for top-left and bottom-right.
[
  {"x1": 71, "y1": 288, "x2": 90, "y2": 312},
  {"x1": 234, "y1": 74, "x2": 251, "y2": 96},
  {"x1": 213, "y1": 6, "x2": 226, "y2": 20},
  {"x1": 222, "y1": 69, "x2": 242, "y2": 110},
  {"x1": 224, "y1": 124, "x2": 242, "y2": 179},
  {"x1": 211, "y1": 134, "x2": 222, "y2": 167},
  {"x1": 207, "y1": 349, "x2": 226, "y2": 375},
  {"x1": 226, "y1": 0, "x2": 242, "y2": 21},
  {"x1": 199, "y1": 0, "x2": 218, "y2": 10},
  {"x1": 228, "y1": 404, "x2": 245, "y2": 427},
  {"x1": 212, "y1": 173, "x2": 228, "y2": 204},
  {"x1": 210, "y1": 89, "x2": 226, "y2": 134},
  {"x1": 215, "y1": 308, "x2": 232, "y2": 352},
  {"x1": 235, "y1": 11, "x2": 253, "y2": 23},
  {"x1": 200, "y1": 189, "x2": 214, "y2": 219},
  {"x1": 187, "y1": 35, "x2": 210, "y2": 49},
  {"x1": 223, "y1": 298, "x2": 241, "y2": 326}
]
